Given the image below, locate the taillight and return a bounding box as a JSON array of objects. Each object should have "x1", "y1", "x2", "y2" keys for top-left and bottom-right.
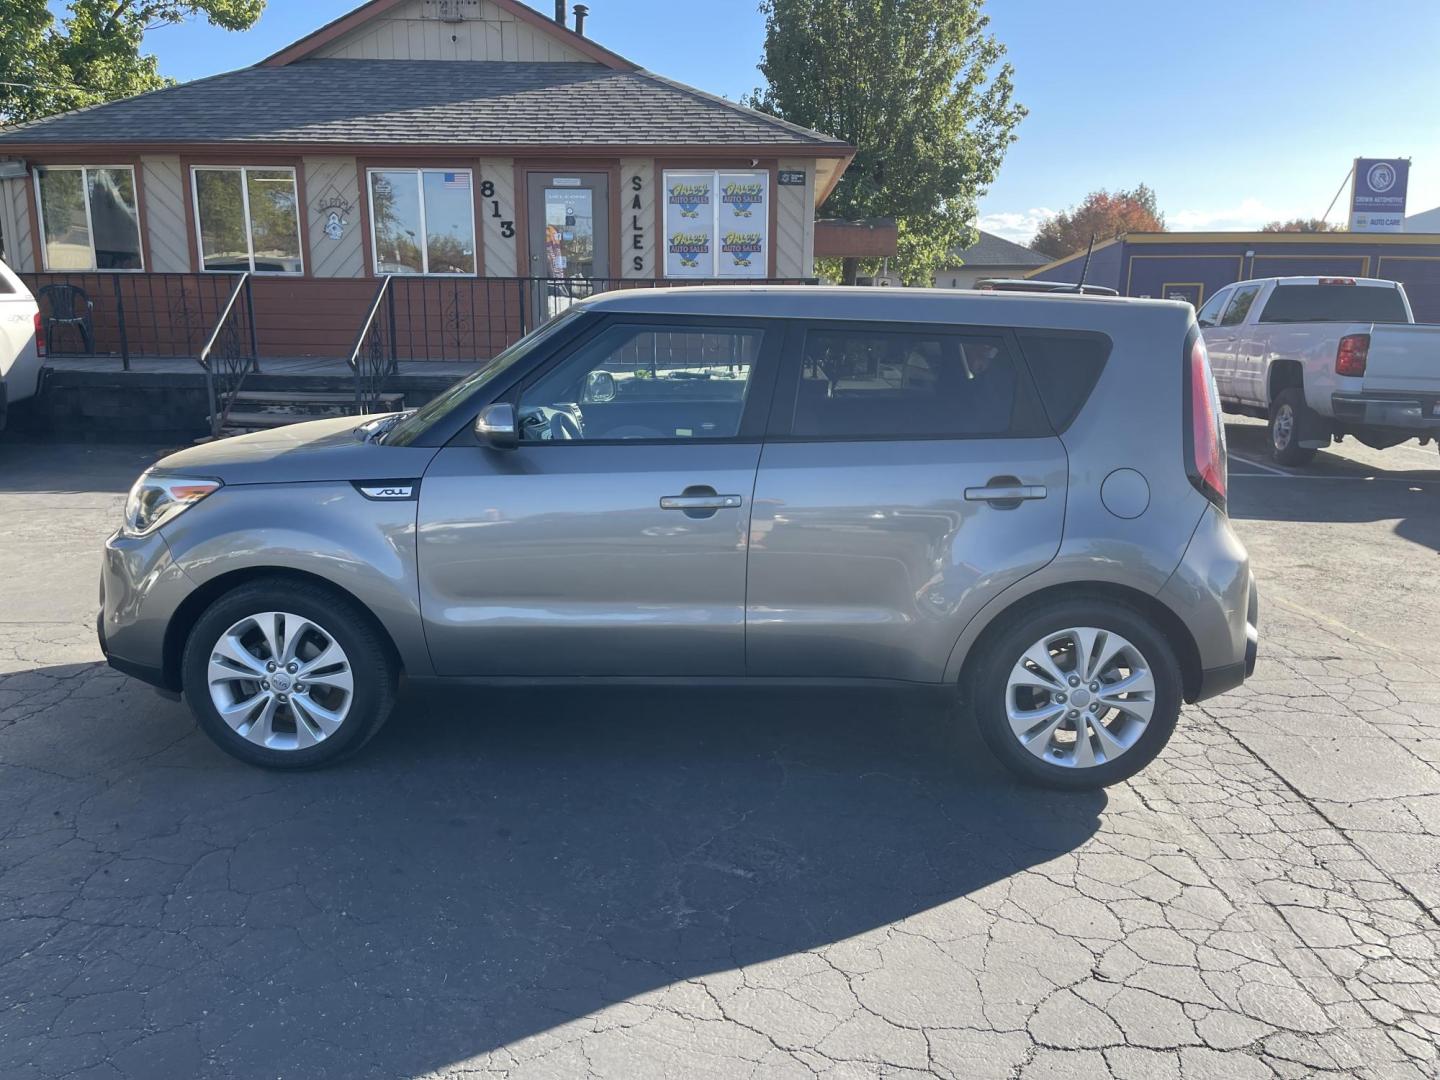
[
  {"x1": 34, "y1": 312, "x2": 45, "y2": 358},
  {"x1": 1335, "y1": 333, "x2": 1369, "y2": 377},
  {"x1": 1187, "y1": 334, "x2": 1227, "y2": 510}
]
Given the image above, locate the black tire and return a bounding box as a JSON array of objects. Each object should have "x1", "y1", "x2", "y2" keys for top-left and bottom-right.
[
  {"x1": 1269, "y1": 387, "x2": 1317, "y2": 466},
  {"x1": 969, "y1": 598, "x2": 1183, "y2": 790},
  {"x1": 181, "y1": 577, "x2": 398, "y2": 770}
]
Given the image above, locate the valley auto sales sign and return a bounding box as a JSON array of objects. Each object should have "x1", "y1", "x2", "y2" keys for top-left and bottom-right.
[{"x1": 1350, "y1": 157, "x2": 1409, "y2": 232}]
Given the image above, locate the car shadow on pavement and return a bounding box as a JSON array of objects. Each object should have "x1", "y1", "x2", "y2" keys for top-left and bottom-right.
[{"x1": 0, "y1": 670, "x2": 1105, "y2": 1078}]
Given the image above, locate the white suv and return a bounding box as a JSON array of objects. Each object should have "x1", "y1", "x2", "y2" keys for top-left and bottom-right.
[{"x1": 0, "y1": 258, "x2": 42, "y2": 430}]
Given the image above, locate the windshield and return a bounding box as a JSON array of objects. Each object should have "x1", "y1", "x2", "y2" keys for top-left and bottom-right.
[
  {"x1": 380, "y1": 309, "x2": 586, "y2": 446},
  {"x1": 1258, "y1": 284, "x2": 1410, "y2": 324}
]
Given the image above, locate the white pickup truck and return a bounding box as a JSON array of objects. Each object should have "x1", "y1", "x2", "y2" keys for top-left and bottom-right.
[
  {"x1": 1197, "y1": 275, "x2": 1440, "y2": 465},
  {"x1": 0, "y1": 258, "x2": 43, "y2": 431}
]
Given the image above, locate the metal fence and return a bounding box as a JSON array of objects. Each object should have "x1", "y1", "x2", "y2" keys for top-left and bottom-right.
[
  {"x1": 24, "y1": 271, "x2": 252, "y2": 369},
  {"x1": 24, "y1": 272, "x2": 818, "y2": 373}
]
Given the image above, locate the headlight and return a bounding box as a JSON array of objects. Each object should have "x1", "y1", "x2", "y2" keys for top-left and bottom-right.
[{"x1": 122, "y1": 473, "x2": 221, "y2": 537}]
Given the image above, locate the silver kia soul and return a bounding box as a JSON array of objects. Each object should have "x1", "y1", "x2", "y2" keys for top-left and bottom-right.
[{"x1": 99, "y1": 287, "x2": 1257, "y2": 789}]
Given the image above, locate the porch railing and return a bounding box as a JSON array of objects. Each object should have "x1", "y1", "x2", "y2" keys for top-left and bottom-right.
[
  {"x1": 347, "y1": 275, "x2": 398, "y2": 415},
  {"x1": 24, "y1": 271, "x2": 252, "y2": 369},
  {"x1": 196, "y1": 273, "x2": 259, "y2": 438}
]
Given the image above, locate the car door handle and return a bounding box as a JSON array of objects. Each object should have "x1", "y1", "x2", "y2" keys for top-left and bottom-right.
[
  {"x1": 964, "y1": 479, "x2": 1047, "y2": 508},
  {"x1": 660, "y1": 494, "x2": 743, "y2": 510}
]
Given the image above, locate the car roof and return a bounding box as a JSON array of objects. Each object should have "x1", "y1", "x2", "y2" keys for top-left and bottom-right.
[
  {"x1": 581, "y1": 285, "x2": 1188, "y2": 327},
  {"x1": 1245, "y1": 276, "x2": 1400, "y2": 289}
]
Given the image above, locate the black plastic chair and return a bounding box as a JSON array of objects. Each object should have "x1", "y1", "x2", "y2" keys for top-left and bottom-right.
[{"x1": 37, "y1": 284, "x2": 96, "y2": 355}]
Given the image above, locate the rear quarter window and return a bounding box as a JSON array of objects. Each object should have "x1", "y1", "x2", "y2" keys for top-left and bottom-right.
[
  {"x1": 1014, "y1": 331, "x2": 1111, "y2": 432},
  {"x1": 1258, "y1": 284, "x2": 1409, "y2": 323}
]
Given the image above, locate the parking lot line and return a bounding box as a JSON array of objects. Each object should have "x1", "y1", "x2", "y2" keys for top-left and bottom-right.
[{"x1": 1229, "y1": 454, "x2": 1291, "y2": 477}]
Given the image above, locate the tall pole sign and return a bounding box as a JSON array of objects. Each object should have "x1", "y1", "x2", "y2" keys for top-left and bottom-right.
[{"x1": 1349, "y1": 158, "x2": 1409, "y2": 232}]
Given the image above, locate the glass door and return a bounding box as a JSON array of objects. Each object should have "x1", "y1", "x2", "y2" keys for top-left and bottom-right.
[{"x1": 526, "y1": 172, "x2": 610, "y2": 321}]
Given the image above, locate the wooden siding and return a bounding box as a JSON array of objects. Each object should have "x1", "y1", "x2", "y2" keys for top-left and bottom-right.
[
  {"x1": 0, "y1": 176, "x2": 35, "y2": 273},
  {"x1": 304, "y1": 156, "x2": 366, "y2": 278},
  {"x1": 314, "y1": 0, "x2": 594, "y2": 62},
  {"x1": 775, "y1": 158, "x2": 813, "y2": 278},
  {"x1": 620, "y1": 157, "x2": 655, "y2": 279},
  {"x1": 140, "y1": 156, "x2": 190, "y2": 273},
  {"x1": 478, "y1": 157, "x2": 518, "y2": 276}
]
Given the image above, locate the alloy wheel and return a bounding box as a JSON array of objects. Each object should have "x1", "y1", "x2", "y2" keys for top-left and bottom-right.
[
  {"x1": 206, "y1": 612, "x2": 355, "y2": 751},
  {"x1": 1272, "y1": 404, "x2": 1295, "y2": 450},
  {"x1": 1004, "y1": 626, "x2": 1156, "y2": 769}
]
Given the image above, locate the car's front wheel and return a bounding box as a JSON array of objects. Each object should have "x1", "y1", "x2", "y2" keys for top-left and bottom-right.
[
  {"x1": 181, "y1": 578, "x2": 397, "y2": 769},
  {"x1": 970, "y1": 599, "x2": 1183, "y2": 790}
]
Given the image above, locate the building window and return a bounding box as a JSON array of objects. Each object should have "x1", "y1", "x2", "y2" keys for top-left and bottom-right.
[
  {"x1": 662, "y1": 169, "x2": 769, "y2": 279},
  {"x1": 367, "y1": 169, "x2": 476, "y2": 276},
  {"x1": 192, "y1": 166, "x2": 303, "y2": 274},
  {"x1": 35, "y1": 165, "x2": 143, "y2": 271}
]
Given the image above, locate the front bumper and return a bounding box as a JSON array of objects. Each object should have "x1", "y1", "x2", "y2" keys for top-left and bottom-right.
[{"x1": 98, "y1": 528, "x2": 194, "y2": 692}]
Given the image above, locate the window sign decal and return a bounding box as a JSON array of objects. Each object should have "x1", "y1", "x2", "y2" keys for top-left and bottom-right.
[
  {"x1": 664, "y1": 171, "x2": 714, "y2": 278},
  {"x1": 664, "y1": 170, "x2": 768, "y2": 279}
]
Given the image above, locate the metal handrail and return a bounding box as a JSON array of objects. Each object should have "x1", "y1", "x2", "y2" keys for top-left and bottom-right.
[
  {"x1": 346, "y1": 275, "x2": 394, "y2": 371},
  {"x1": 197, "y1": 272, "x2": 251, "y2": 372}
]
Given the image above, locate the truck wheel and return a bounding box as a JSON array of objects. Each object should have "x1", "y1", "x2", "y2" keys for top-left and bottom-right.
[{"x1": 1269, "y1": 388, "x2": 1317, "y2": 466}]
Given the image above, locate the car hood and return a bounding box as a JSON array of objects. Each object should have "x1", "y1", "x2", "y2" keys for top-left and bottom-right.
[{"x1": 152, "y1": 416, "x2": 441, "y2": 486}]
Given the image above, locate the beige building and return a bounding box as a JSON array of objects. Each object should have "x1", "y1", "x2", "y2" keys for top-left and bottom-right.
[{"x1": 0, "y1": 0, "x2": 853, "y2": 358}]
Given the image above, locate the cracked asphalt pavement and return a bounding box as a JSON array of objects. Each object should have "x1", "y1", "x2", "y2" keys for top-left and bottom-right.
[{"x1": 1, "y1": 423, "x2": 1437, "y2": 1079}]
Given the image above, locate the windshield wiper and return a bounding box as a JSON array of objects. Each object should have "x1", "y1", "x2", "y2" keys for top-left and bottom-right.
[{"x1": 357, "y1": 411, "x2": 414, "y2": 444}]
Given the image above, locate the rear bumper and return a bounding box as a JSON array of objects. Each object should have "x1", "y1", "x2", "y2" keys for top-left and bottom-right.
[
  {"x1": 1331, "y1": 392, "x2": 1440, "y2": 435},
  {"x1": 1195, "y1": 578, "x2": 1259, "y2": 700},
  {"x1": 1158, "y1": 504, "x2": 1256, "y2": 703}
]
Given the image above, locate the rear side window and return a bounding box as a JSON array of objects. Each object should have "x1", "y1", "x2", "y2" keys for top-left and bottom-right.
[
  {"x1": 1015, "y1": 331, "x2": 1111, "y2": 432},
  {"x1": 1258, "y1": 284, "x2": 1409, "y2": 324},
  {"x1": 792, "y1": 327, "x2": 1040, "y2": 438},
  {"x1": 1220, "y1": 285, "x2": 1261, "y2": 326}
]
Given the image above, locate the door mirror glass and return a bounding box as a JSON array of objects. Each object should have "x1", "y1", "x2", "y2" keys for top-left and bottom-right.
[
  {"x1": 582, "y1": 369, "x2": 617, "y2": 403},
  {"x1": 474, "y1": 402, "x2": 518, "y2": 450}
]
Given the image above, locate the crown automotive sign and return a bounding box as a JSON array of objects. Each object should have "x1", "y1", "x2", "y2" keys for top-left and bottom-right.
[{"x1": 1349, "y1": 157, "x2": 1409, "y2": 232}]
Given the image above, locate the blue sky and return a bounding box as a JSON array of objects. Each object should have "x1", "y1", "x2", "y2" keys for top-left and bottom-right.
[{"x1": 65, "y1": 0, "x2": 1440, "y2": 242}]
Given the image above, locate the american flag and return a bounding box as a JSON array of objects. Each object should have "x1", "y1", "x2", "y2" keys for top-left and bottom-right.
[{"x1": 442, "y1": 172, "x2": 469, "y2": 188}]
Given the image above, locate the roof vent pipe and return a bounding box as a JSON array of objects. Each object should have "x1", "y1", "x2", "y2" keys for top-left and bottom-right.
[
  {"x1": 553, "y1": 0, "x2": 565, "y2": 26},
  {"x1": 573, "y1": 3, "x2": 588, "y2": 36}
]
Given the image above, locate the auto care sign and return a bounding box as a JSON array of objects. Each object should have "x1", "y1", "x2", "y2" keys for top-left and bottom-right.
[{"x1": 1350, "y1": 158, "x2": 1409, "y2": 232}]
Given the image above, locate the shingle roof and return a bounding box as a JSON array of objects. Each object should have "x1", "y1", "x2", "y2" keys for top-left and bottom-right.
[
  {"x1": 945, "y1": 230, "x2": 1050, "y2": 268},
  {"x1": 0, "y1": 59, "x2": 850, "y2": 150}
]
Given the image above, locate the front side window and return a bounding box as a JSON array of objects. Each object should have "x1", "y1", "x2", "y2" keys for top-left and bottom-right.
[
  {"x1": 793, "y1": 328, "x2": 1023, "y2": 439},
  {"x1": 35, "y1": 165, "x2": 143, "y2": 270},
  {"x1": 518, "y1": 323, "x2": 762, "y2": 441},
  {"x1": 1195, "y1": 289, "x2": 1229, "y2": 328},
  {"x1": 368, "y1": 169, "x2": 476, "y2": 275},
  {"x1": 193, "y1": 166, "x2": 303, "y2": 274}
]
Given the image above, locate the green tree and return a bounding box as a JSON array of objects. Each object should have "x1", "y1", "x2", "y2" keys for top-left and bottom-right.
[
  {"x1": 1030, "y1": 185, "x2": 1164, "y2": 258},
  {"x1": 1, "y1": 0, "x2": 264, "y2": 126},
  {"x1": 746, "y1": 0, "x2": 1025, "y2": 285},
  {"x1": 1261, "y1": 217, "x2": 1342, "y2": 233}
]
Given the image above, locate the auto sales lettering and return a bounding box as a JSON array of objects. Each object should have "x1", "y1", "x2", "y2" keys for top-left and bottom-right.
[
  {"x1": 669, "y1": 182, "x2": 710, "y2": 219},
  {"x1": 722, "y1": 181, "x2": 764, "y2": 217},
  {"x1": 669, "y1": 231, "x2": 710, "y2": 268},
  {"x1": 722, "y1": 231, "x2": 763, "y2": 268}
]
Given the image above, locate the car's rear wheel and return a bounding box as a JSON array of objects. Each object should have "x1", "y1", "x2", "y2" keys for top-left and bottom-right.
[
  {"x1": 970, "y1": 599, "x2": 1182, "y2": 790},
  {"x1": 1269, "y1": 388, "x2": 1317, "y2": 466},
  {"x1": 181, "y1": 578, "x2": 397, "y2": 769}
]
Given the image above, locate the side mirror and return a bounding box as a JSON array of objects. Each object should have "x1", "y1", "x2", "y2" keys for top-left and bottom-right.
[
  {"x1": 583, "y1": 369, "x2": 616, "y2": 403},
  {"x1": 474, "y1": 402, "x2": 518, "y2": 450}
]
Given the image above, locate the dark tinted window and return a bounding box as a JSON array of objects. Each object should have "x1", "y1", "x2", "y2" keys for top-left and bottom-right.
[
  {"x1": 792, "y1": 328, "x2": 1032, "y2": 438},
  {"x1": 1195, "y1": 290, "x2": 1228, "y2": 327},
  {"x1": 1220, "y1": 285, "x2": 1261, "y2": 326},
  {"x1": 1258, "y1": 284, "x2": 1409, "y2": 324},
  {"x1": 1015, "y1": 331, "x2": 1111, "y2": 431}
]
